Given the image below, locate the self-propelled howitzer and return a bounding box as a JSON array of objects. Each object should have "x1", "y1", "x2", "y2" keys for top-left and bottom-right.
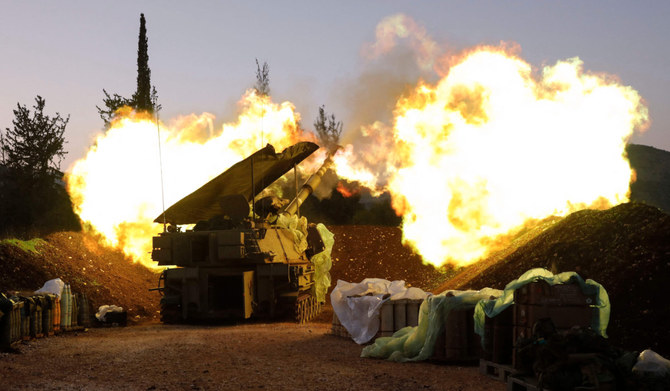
[{"x1": 151, "y1": 142, "x2": 332, "y2": 323}]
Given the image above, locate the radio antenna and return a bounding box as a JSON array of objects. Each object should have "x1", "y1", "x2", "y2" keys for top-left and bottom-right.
[{"x1": 156, "y1": 111, "x2": 167, "y2": 232}]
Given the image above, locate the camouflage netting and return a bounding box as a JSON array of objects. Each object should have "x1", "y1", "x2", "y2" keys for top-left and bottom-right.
[
  {"x1": 275, "y1": 214, "x2": 333, "y2": 303},
  {"x1": 311, "y1": 224, "x2": 334, "y2": 303},
  {"x1": 361, "y1": 288, "x2": 501, "y2": 362},
  {"x1": 361, "y1": 268, "x2": 610, "y2": 363},
  {"x1": 474, "y1": 268, "x2": 610, "y2": 338}
]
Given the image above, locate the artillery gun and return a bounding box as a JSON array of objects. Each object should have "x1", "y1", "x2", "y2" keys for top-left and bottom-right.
[{"x1": 151, "y1": 141, "x2": 333, "y2": 323}]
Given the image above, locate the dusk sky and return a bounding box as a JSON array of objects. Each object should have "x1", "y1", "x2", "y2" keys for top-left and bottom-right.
[{"x1": 1, "y1": 1, "x2": 668, "y2": 170}]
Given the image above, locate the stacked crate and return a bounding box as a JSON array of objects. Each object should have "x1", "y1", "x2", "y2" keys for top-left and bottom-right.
[
  {"x1": 512, "y1": 280, "x2": 595, "y2": 369},
  {"x1": 331, "y1": 298, "x2": 424, "y2": 339},
  {"x1": 330, "y1": 311, "x2": 351, "y2": 338},
  {"x1": 431, "y1": 307, "x2": 483, "y2": 363},
  {"x1": 479, "y1": 307, "x2": 515, "y2": 383},
  {"x1": 482, "y1": 306, "x2": 514, "y2": 364}
]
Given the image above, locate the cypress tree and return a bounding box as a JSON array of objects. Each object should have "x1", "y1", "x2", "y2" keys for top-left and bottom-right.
[{"x1": 133, "y1": 13, "x2": 153, "y2": 113}]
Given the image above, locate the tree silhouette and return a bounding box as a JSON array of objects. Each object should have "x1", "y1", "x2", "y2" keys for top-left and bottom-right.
[
  {"x1": 3, "y1": 96, "x2": 68, "y2": 176},
  {"x1": 133, "y1": 13, "x2": 153, "y2": 113},
  {"x1": 254, "y1": 59, "x2": 270, "y2": 97},
  {"x1": 314, "y1": 105, "x2": 342, "y2": 153},
  {"x1": 0, "y1": 96, "x2": 79, "y2": 234},
  {"x1": 97, "y1": 13, "x2": 159, "y2": 127}
]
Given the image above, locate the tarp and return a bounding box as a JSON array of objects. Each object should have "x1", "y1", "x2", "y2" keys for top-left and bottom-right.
[
  {"x1": 155, "y1": 142, "x2": 319, "y2": 225},
  {"x1": 311, "y1": 223, "x2": 334, "y2": 303},
  {"x1": 361, "y1": 288, "x2": 502, "y2": 362},
  {"x1": 34, "y1": 278, "x2": 65, "y2": 298},
  {"x1": 473, "y1": 268, "x2": 611, "y2": 341},
  {"x1": 331, "y1": 279, "x2": 430, "y2": 344}
]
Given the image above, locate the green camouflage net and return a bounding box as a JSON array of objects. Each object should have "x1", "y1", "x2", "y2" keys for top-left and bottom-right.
[
  {"x1": 310, "y1": 224, "x2": 334, "y2": 303},
  {"x1": 361, "y1": 288, "x2": 502, "y2": 362},
  {"x1": 474, "y1": 268, "x2": 611, "y2": 340}
]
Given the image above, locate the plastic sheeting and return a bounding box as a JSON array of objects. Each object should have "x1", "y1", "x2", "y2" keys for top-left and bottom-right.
[
  {"x1": 96, "y1": 305, "x2": 124, "y2": 322},
  {"x1": 275, "y1": 215, "x2": 333, "y2": 303},
  {"x1": 473, "y1": 268, "x2": 611, "y2": 341},
  {"x1": 633, "y1": 350, "x2": 670, "y2": 375},
  {"x1": 361, "y1": 288, "x2": 502, "y2": 362},
  {"x1": 276, "y1": 214, "x2": 309, "y2": 255},
  {"x1": 35, "y1": 278, "x2": 65, "y2": 298},
  {"x1": 310, "y1": 223, "x2": 334, "y2": 303},
  {"x1": 331, "y1": 279, "x2": 430, "y2": 344}
]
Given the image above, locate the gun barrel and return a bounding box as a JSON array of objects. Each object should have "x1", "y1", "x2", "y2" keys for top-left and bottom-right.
[{"x1": 282, "y1": 153, "x2": 334, "y2": 216}]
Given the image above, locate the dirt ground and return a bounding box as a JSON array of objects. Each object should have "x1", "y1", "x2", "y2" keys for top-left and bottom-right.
[{"x1": 0, "y1": 314, "x2": 504, "y2": 391}]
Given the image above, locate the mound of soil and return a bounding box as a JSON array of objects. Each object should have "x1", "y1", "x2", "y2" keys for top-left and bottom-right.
[
  {"x1": 437, "y1": 202, "x2": 670, "y2": 356},
  {"x1": 0, "y1": 232, "x2": 161, "y2": 323},
  {"x1": 328, "y1": 225, "x2": 446, "y2": 291}
]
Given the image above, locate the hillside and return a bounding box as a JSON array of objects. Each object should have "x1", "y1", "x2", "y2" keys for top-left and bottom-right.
[
  {"x1": 0, "y1": 232, "x2": 161, "y2": 323},
  {"x1": 627, "y1": 143, "x2": 670, "y2": 213}
]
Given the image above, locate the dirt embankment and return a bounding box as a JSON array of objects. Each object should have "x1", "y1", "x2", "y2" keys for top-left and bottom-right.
[{"x1": 0, "y1": 232, "x2": 161, "y2": 323}]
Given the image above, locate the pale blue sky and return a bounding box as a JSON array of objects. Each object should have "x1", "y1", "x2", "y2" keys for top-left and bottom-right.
[{"x1": 1, "y1": 1, "x2": 668, "y2": 170}]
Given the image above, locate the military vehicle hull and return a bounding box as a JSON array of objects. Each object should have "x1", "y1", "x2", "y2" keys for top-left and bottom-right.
[{"x1": 151, "y1": 142, "x2": 330, "y2": 323}]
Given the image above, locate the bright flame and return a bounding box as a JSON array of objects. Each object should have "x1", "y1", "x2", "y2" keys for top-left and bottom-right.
[
  {"x1": 334, "y1": 46, "x2": 649, "y2": 267},
  {"x1": 67, "y1": 91, "x2": 314, "y2": 268}
]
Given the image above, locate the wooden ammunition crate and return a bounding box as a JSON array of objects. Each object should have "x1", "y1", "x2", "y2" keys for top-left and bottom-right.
[
  {"x1": 482, "y1": 306, "x2": 514, "y2": 364},
  {"x1": 431, "y1": 307, "x2": 482, "y2": 363},
  {"x1": 331, "y1": 312, "x2": 352, "y2": 338},
  {"x1": 512, "y1": 282, "x2": 596, "y2": 370},
  {"x1": 514, "y1": 280, "x2": 595, "y2": 306}
]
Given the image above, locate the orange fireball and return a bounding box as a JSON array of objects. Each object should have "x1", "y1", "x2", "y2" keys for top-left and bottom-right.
[{"x1": 333, "y1": 46, "x2": 648, "y2": 267}]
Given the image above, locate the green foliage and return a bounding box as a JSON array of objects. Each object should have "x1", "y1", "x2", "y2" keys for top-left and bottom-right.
[
  {"x1": 2, "y1": 96, "x2": 68, "y2": 176},
  {"x1": 314, "y1": 105, "x2": 342, "y2": 153},
  {"x1": 96, "y1": 89, "x2": 134, "y2": 128},
  {"x1": 254, "y1": 59, "x2": 270, "y2": 97},
  {"x1": 1, "y1": 238, "x2": 45, "y2": 254},
  {"x1": 0, "y1": 96, "x2": 80, "y2": 236},
  {"x1": 133, "y1": 13, "x2": 153, "y2": 113}
]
